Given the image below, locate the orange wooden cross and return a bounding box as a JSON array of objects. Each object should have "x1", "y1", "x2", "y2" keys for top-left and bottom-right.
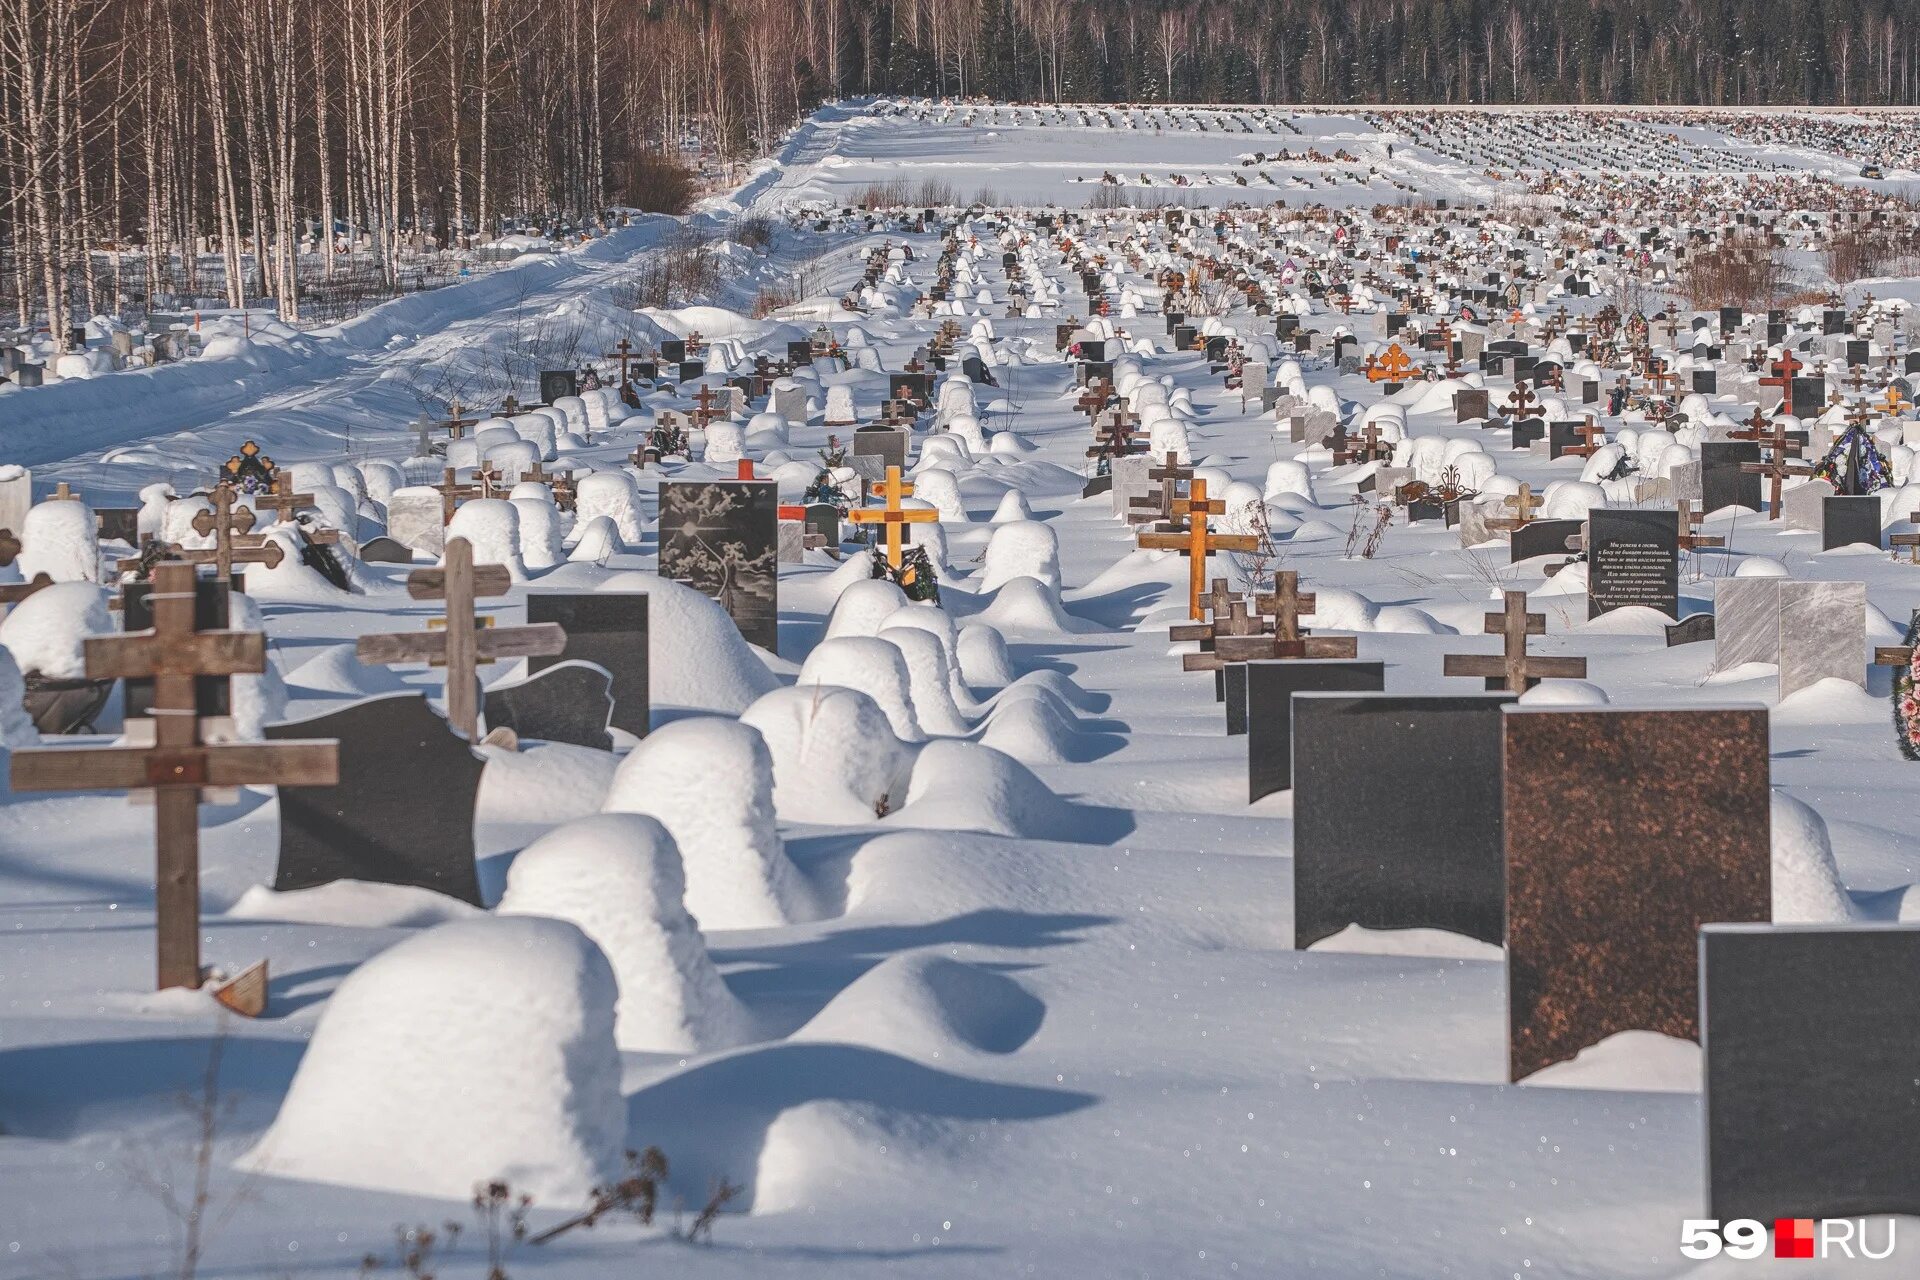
[
  {"x1": 1136, "y1": 478, "x2": 1259, "y2": 620},
  {"x1": 354, "y1": 538, "x2": 567, "y2": 740},
  {"x1": 10, "y1": 561, "x2": 339, "y2": 993},
  {"x1": 1365, "y1": 342, "x2": 1413, "y2": 384},
  {"x1": 848, "y1": 466, "x2": 937, "y2": 568},
  {"x1": 1442, "y1": 590, "x2": 1587, "y2": 692}
]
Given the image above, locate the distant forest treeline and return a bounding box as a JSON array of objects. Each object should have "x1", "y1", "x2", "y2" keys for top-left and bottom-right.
[{"x1": 4, "y1": 0, "x2": 1917, "y2": 345}]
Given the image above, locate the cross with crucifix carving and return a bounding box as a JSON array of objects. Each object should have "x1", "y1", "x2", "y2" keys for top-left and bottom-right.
[
  {"x1": 354, "y1": 538, "x2": 567, "y2": 741},
  {"x1": 1442, "y1": 590, "x2": 1588, "y2": 692},
  {"x1": 1130, "y1": 452, "x2": 1193, "y2": 528},
  {"x1": 10, "y1": 561, "x2": 339, "y2": 994},
  {"x1": 848, "y1": 466, "x2": 938, "y2": 569},
  {"x1": 1136, "y1": 478, "x2": 1260, "y2": 620}
]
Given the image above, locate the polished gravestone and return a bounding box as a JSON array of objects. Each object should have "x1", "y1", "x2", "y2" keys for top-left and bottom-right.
[
  {"x1": 526, "y1": 592, "x2": 649, "y2": 737},
  {"x1": 1224, "y1": 662, "x2": 1248, "y2": 736},
  {"x1": 1293, "y1": 694, "x2": 1511, "y2": 949},
  {"x1": 1778, "y1": 580, "x2": 1865, "y2": 698},
  {"x1": 657, "y1": 480, "x2": 778, "y2": 653},
  {"x1": 539, "y1": 369, "x2": 578, "y2": 405},
  {"x1": 267, "y1": 692, "x2": 486, "y2": 905},
  {"x1": 1503, "y1": 706, "x2": 1771, "y2": 1081},
  {"x1": 483, "y1": 659, "x2": 614, "y2": 750},
  {"x1": 1700, "y1": 441, "x2": 1762, "y2": 513},
  {"x1": 1823, "y1": 494, "x2": 1882, "y2": 551},
  {"x1": 359, "y1": 535, "x2": 415, "y2": 564},
  {"x1": 1454, "y1": 388, "x2": 1490, "y2": 422},
  {"x1": 123, "y1": 578, "x2": 231, "y2": 718},
  {"x1": 1587, "y1": 508, "x2": 1679, "y2": 620},
  {"x1": 1510, "y1": 518, "x2": 1582, "y2": 564},
  {"x1": 854, "y1": 425, "x2": 909, "y2": 472},
  {"x1": 1245, "y1": 659, "x2": 1385, "y2": 802},
  {"x1": 1703, "y1": 924, "x2": 1920, "y2": 1224}
]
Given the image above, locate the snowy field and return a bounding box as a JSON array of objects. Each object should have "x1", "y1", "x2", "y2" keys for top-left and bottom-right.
[{"x1": 3, "y1": 100, "x2": 1920, "y2": 1278}]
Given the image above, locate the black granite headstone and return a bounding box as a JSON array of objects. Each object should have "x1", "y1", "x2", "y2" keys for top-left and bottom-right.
[
  {"x1": 1293, "y1": 693, "x2": 1513, "y2": 949},
  {"x1": 660, "y1": 339, "x2": 687, "y2": 364},
  {"x1": 1692, "y1": 369, "x2": 1717, "y2": 395},
  {"x1": 539, "y1": 369, "x2": 578, "y2": 404},
  {"x1": 267, "y1": 692, "x2": 485, "y2": 905},
  {"x1": 483, "y1": 659, "x2": 614, "y2": 750},
  {"x1": 1703, "y1": 924, "x2": 1920, "y2": 1224},
  {"x1": 123, "y1": 578, "x2": 230, "y2": 718},
  {"x1": 1665, "y1": 614, "x2": 1715, "y2": 646},
  {"x1": 1547, "y1": 421, "x2": 1583, "y2": 460},
  {"x1": 526, "y1": 592, "x2": 649, "y2": 736},
  {"x1": 1510, "y1": 518, "x2": 1582, "y2": 564},
  {"x1": 359, "y1": 536, "x2": 415, "y2": 563},
  {"x1": 95, "y1": 508, "x2": 140, "y2": 544},
  {"x1": 1700, "y1": 441, "x2": 1762, "y2": 513},
  {"x1": 1587, "y1": 508, "x2": 1680, "y2": 620},
  {"x1": 1718, "y1": 306, "x2": 1741, "y2": 335},
  {"x1": 1823, "y1": 494, "x2": 1882, "y2": 550},
  {"x1": 1906, "y1": 351, "x2": 1920, "y2": 374},
  {"x1": 804, "y1": 503, "x2": 841, "y2": 546},
  {"x1": 1847, "y1": 339, "x2": 1870, "y2": 366},
  {"x1": 1082, "y1": 474, "x2": 1113, "y2": 499},
  {"x1": 1245, "y1": 660, "x2": 1385, "y2": 802},
  {"x1": 1790, "y1": 376, "x2": 1825, "y2": 419},
  {"x1": 1823, "y1": 310, "x2": 1847, "y2": 336},
  {"x1": 1224, "y1": 662, "x2": 1248, "y2": 737},
  {"x1": 787, "y1": 340, "x2": 814, "y2": 366},
  {"x1": 658, "y1": 481, "x2": 778, "y2": 653},
  {"x1": 1510, "y1": 418, "x2": 1546, "y2": 451},
  {"x1": 677, "y1": 360, "x2": 705, "y2": 383}
]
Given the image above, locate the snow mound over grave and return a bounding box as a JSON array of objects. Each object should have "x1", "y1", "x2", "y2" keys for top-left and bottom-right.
[
  {"x1": 978, "y1": 690, "x2": 1086, "y2": 765},
  {"x1": 978, "y1": 576, "x2": 1103, "y2": 636},
  {"x1": 956, "y1": 624, "x2": 1016, "y2": 689},
  {"x1": 1771, "y1": 791, "x2": 1860, "y2": 923},
  {"x1": 1305, "y1": 586, "x2": 1446, "y2": 635},
  {"x1": 792, "y1": 953, "x2": 1044, "y2": 1061},
  {"x1": 796, "y1": 636, "x2": 924, "y2": 741},
  {"x1": 566, "y1": 571, "x2": 777, "y2": 714},
  {"x1": 499, "y1": 813, "x2": 752, "y2": 1054},
  {"x1": 885, "y1": 739, "x2": 1083, "y2": 841},
  {"x1": 241, "y1": 916, "x2": 624, "y2": 1203},
  {"x1": 740, "y1": 685, "x2": 913, "y2": 824},
  {"x1": 18, "y1": 499, "x2": 100, "y2": 582},
  {"x1": 978, "y1": 520, "x2": 1061, "y2": 592},
  {"x1": 603, "y1": 717, "x2": 817, "y2": 930},
  {"x1": 0, "y1": 582, "x2": 112, "y2": 679},
  {"x1": 1521, "y1": 1030, "x2": 1701, "y2": 1094},
  {"x1": 1309, "y1": 924, "x2": 1503, "y2": 960},
  {"x1": 228, "y1": 880, "x2": 482, "y2": 929},
  {"x1": 824, "y1": 578, "x2": 910, "y2": 640},
  {"x1": 879, "y1": 626, "x2": 972, "y2": 735},
  {"x1": 476, "y1": 741, "x2": 618, "y2": 830},
  {"x1": 1519, "y1": 679, "x2": 1610, "y2": 707},
  {"x1": 284, "y1": 643, "x2": 413, "y2": 699}
]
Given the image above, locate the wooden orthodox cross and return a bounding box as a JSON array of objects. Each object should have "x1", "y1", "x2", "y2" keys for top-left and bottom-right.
[
  {"x1": 1135, "y1": 478, "x2": 1259, "y2": 620},
  {"x1": 1442, "y1": 590, "x2": 1587, "y2": 692}
]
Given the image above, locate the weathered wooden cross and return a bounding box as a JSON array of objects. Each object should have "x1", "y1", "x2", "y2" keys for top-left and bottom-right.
[
  {"x1": 354, "y1": 538, "x2": 567, "y2": 741},
  {"x1": 1738, "y1": 425, "x2": 1813, "y2": 520},
  {"x1": 435, "y1": 467, "x2": 486, "y2": 525},
  {"x1": 1442, "y1": 590, "x2": 1587, "y2": 692},
  {"x1": 10, "y1": 561, "x2": 340, "y2": 994},
  {"x1": 605, "y1": 339, "x2": 645, "y2": 386},
  {"x1": 1220, "y1": 570, "x2": 1359, "y2": 661},
  {"x1": 848, "y1": 466, "x2": 938, "y2": 569},
  {"x1": 1488, "y1": 483, "x2": 1543, "y2": 534},
  {"x1": 439, "y1": 400, "x2": 480, "y2": 441},
  {"x1": 690, "y1": 383, "x2": 723, "y2": 429},
  {"x1": 1129, "y1": 452, "x2": 1193, "y2": 527},
  {"x1": 1136, "y1": 478, "x2": 1259, "y2": 620}
]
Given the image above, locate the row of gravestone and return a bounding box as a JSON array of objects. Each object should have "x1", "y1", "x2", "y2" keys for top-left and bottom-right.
[
  {"x1": 1242, "y1": 679, "x2": 1914, "y2": 1223},
  {"x1": 264, "y1": 593, "x2": 649, "y2": 904}
]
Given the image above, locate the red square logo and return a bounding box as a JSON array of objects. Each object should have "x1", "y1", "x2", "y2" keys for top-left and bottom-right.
[{"x1": 1775, "y1": 1218, "x2": 1816, "y2": 1259}]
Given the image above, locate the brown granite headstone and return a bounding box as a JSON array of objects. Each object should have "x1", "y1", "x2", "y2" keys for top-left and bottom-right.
[{"x1": 1503, "y1": 705, "x2": 1771, "y2": 1082}]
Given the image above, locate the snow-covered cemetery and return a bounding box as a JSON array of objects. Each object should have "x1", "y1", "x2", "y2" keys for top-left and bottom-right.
[{"x1": 16, "y1": 81, "x2": 1920, "y2": 1276}]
